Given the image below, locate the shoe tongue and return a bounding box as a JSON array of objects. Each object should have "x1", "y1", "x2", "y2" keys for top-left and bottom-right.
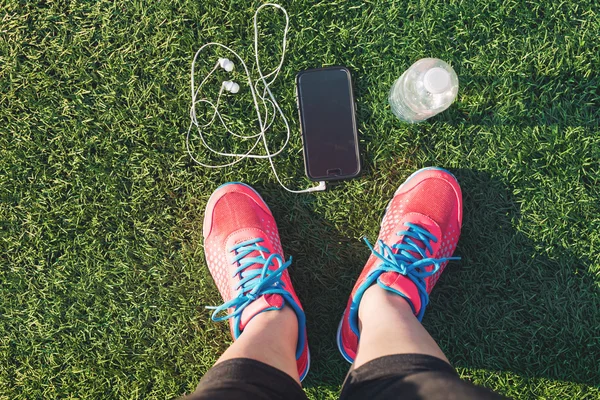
[
  {"x1": 395, "y1": 213, "x2": 442, "y2": 258},
  {"x1": 235, "y1": 251, "x2": 285, "y2": 331},
  {"x1": 377, "y1": 272, "x2": 422, "y2": 316},
  {"x1": 375, "y1": 230, "x2": 423, "y2": 316},
  {"x1": 225, "y1": 230, "x2": 285, "y2": 332},
  {"x1": 373, "y1": 212, "x2": 442, "y2": 316},
  {"x1": 239, "y1": 293, "x2": 285, "y2": 330},
  {"x1": 227, "y1": 228, "x2": 275, "y2": 273}
]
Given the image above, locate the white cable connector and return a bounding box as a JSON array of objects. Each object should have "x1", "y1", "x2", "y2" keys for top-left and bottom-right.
[
  {"x1": 305, "y1": 181, "x2": 327, "y2": 193},
  {"x1": 186, "y1": 3, "x2": 326, "y2": 194}
]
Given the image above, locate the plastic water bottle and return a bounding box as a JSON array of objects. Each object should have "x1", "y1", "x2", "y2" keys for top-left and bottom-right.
[{"x1": 389, "y1": 58, "x2": 459, "y2": 123}]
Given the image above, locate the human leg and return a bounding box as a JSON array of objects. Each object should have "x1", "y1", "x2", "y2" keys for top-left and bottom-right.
[
  {"x1": 353, "y1": 284, "x2": 448, "y2": 369},
  {"x1": 337, "y1": 168, "x2": 507, "y2": 399},
  {"x1": 337, "y1": 167, "x2": 463, "y2": 363},
  {"x1": 214, "y1": 305, "x2": 300, "y2": 380},
  {"x1": 182, "y1": 183, "x2": 309, "y2": 399},
  {"x1": 340, "y1": 284, "x2": 506, "y2": 399},
  {"x1": 185, "y1": 307, "x2": 306, "y2": 400}
]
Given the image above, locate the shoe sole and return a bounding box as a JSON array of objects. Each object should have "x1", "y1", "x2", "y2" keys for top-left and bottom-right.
[{"x1": 336, "y1": 318, "x2": 354, "y2": 363}]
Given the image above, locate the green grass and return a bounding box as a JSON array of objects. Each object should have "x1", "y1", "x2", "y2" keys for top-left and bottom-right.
[{"x1": 1, "y1": 0, "x2": 600, "y2": 398}]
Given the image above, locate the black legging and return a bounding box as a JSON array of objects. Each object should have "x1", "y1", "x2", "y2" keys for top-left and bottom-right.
[{"x1": 183, "y1": 354, "x2": 508, "y2": 400}]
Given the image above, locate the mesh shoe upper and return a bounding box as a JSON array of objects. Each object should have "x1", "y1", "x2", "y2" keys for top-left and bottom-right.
[
  {"x1": 337, "y1": 167, "x2": 463, "y2": 363},
  {"x1": 203, "y1": 183, "x2": 310, "y2": 380}
]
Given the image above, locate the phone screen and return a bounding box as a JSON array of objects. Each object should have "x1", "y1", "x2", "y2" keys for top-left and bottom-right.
[{"x1": 297, "y1": 67, "x2": 360, "y2": 180}]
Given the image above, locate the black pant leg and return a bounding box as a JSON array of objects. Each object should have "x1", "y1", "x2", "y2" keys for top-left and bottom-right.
[
  {"x1": 340, "y1": 354, "x2": 509, "y2": 400},
  {"x1": 182, "y1": 358, "x2": 308, "y2": 400}
]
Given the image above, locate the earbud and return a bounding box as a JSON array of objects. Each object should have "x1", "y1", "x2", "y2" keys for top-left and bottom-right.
[
  {"x1": 222, "y1": 80, "x2": 240, "y2": 94},
  {"x1": 218, "y1": 57, "x2": 234, "y2": 72},
  {"x1": 189, "y1": 5, "x2": 323, "y2": 194}
]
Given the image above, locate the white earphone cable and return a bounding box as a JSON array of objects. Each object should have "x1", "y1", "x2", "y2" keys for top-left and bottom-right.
[{"x1": 187, "y1": 3, "x2": 326, "y2": 193}]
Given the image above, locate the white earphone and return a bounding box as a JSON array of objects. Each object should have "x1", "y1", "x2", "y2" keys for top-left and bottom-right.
[
  {"x1": 187, "y1": 3, "x2": 326, "y2": 194},
  {"x1": 222, "y1": 80, "x2": 240, "y2": 94},
  {"x1": 218, "y1": 57, "x2": 235, "y2": 72}
]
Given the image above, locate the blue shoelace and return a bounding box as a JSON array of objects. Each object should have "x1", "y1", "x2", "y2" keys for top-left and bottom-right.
[
  {"x1": 365, "y1": 222, "x2": 459, "y2": 321},
  {"x1": 209, "y1": 238, "x2": 293, "y2": 336}
]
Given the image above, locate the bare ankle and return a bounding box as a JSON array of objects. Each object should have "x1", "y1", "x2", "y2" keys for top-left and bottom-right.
[
  {"x1": 358, "y1": 284, "x2": 414, "y2": 331},
  {"x1": 216, "y1": 305, "x2": 301, "y2": 382},
  {"x1": 354, "y1": 284, "x2": 449, "y2": 368},
  {"x1": 243, "y1": 304, "x2": 298, "y2": 336}
]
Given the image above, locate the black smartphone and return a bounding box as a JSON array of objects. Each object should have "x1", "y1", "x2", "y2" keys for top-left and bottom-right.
[{"x1": 296, "y1": 66, "x2": 361, "y2": 181}]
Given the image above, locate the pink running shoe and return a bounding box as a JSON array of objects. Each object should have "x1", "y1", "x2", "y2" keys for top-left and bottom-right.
[
  {"x1": 203, "y1": 182, "x2": 310, "y2": 380},
  {"x1": 337, "y1": 167, "x2": 463, "y2": 363}
]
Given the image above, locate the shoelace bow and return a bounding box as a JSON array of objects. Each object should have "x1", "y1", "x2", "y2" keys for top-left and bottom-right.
[
  {"x1": 209, "y1": 238, "x2": 291, "y2": 324},
  {"x1": 365, "y1": 222, "x2": 459, "y2": 320}
]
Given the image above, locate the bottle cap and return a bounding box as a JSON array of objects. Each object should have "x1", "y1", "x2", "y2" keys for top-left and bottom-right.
[{"x1": 424, "y1": 67, "x2": 451, "y2": 94}]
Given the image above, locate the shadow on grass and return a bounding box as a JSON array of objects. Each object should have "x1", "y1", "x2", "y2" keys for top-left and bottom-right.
[
  {"x1": 434, "y1": 73, "x2": 600, "y2": 129},
  {"x1": 432, "y1": 169, "x2": 599, "y2": 385},
  {"x1": 254, "y1": 167, "x2": 599, "y2": 396},
  {"x1": 350, "y1": 71, "x2": 600, "y2": 130}
]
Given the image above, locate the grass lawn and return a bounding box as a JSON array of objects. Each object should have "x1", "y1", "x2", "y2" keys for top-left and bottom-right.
[{"x1": 1, "y1": 0, "x2": 600, "y2": 398}]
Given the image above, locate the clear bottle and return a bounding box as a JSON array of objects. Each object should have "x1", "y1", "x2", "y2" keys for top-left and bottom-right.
[{"x1": 389, "y1": 58, "x2": 459, "y2": 123}]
